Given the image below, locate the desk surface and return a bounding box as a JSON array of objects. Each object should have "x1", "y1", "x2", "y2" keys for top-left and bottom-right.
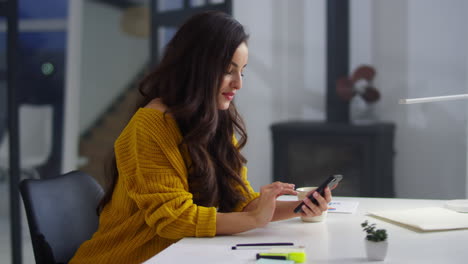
[{"x1": 144, "y1": 197, "x2": 468, "y2": 264}]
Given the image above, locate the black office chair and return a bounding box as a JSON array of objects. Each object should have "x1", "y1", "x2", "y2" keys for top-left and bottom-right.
[{"x1": 20, "y1": 170, "x2": 104, "y2": 264}]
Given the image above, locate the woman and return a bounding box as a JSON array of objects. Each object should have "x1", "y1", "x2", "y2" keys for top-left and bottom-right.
[{"x1": 70, "y1": 11, "x2": 332, "y2": 263}]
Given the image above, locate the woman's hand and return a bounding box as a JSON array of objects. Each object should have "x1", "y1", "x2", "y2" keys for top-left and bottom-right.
[
  {"x1": 249, "y1": 182, "x2": 297, "y2": 227},
  {"x1": 299, "y1": 187, "x2": 332, "y2": 218}
]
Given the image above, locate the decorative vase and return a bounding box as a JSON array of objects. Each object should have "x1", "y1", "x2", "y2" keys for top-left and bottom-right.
[
  {"x1": 365, "y1": 239, "x2": 388, "y2": 261},
  {"x1": 350, "y1": 95, "x2": 377, "y2": 125}
]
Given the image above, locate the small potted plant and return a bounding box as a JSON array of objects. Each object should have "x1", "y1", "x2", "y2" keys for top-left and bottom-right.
[{"x1": 361, "y1": 220, "x2": 388, "y2": 261}]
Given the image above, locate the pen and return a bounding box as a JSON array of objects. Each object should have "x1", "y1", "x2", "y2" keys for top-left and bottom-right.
[
  {"x1": 256, "y1": 254, "x2": 287, "y2": 260},
  {"x1": 231, "y1": 242, "x2": 294, "y2": 250},
  {"x1": 236, "y1": 243, "x2": 293, "y2": 247}
]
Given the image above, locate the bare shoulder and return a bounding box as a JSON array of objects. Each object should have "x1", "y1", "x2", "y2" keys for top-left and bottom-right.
[{"x1": 144, "y1": 98, "x2": 168, "y2": 112}]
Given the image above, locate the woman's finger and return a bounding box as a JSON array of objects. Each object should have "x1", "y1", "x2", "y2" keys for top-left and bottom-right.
[
  {"x1": 264, "y1": 182, "x2": 297, "y2": 196},
  {"x1": 302, "y1": 196, "x2": 322, "y2": 216},
  {"x1": 300, "y1": 204, "x2": 316, "y2": 217},
  {"x1": 274, "y1": 182, "x2": 295, "y2": 189},
  {"x1": 300, "y1": 205, "x2": 311, "y2": 217},
  {"x1": 301, "y1": 202, "x2": 321, "y2": 217},
  {"x1": 308, "y1": 191, "x2": 327, "y2": 211},
  {"x1": 279, "y1": 184, "x2": 297, "y2": 195},
  {"x1": 279, "y1": 189, "x2": 298, "y2": 196}
]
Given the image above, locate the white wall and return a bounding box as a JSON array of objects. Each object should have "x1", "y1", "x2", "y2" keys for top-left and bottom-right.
[
  {"x1": 234, "y1": 0, "x2": 326, "y2": 190},
  {"x1": 370, "y1": 0, "x2": 467, "y2": 199},
  {"x1": 235, "y1": 0, "x2": 467, "y2": 199},
  {"x1": 79, "y1": 2, "x2": 149, "y2": 133}
]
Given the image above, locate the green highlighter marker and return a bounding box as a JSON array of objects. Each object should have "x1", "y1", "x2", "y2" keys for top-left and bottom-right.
[{"x1": 256, "y1": 251, "x2": 307, "y2": 263}]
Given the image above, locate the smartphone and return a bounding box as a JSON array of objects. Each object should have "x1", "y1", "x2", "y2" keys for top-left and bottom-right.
[{"x1": 293, "y1": 174, "x2": 343, "y2": 214}]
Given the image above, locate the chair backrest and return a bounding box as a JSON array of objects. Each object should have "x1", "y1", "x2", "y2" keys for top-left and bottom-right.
[{"x1": 20, "y1": 170, "x2": 104, "y2": 264}]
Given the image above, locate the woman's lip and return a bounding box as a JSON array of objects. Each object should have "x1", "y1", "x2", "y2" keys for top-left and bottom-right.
[{"x1": 222, "y1": 92, "x2": 235, "y2": 101}]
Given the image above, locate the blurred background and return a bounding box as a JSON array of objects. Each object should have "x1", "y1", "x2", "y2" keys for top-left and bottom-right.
[{"x1": 1, "y1": 0, "x2": 468, "y2": 263}]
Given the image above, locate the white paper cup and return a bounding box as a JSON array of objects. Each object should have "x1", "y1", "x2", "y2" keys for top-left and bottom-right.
[{"x1": 296, "y1": 187, "x2": 327, "y2": 222}]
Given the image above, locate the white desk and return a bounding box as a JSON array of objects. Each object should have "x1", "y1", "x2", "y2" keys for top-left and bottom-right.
[{"x1": 144, "y1": 197, "x2": 468, "y2": 263}]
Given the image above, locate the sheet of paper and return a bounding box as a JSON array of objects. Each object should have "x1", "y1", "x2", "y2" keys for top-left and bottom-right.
[
  {"x1": 327, "y1": 200, "x2": 359, "y2": 214},
  {"x1": 368, "y1": 207, "x2": 468, "y2": 231},
  {"x1": 256, "y1": 259, "x2": 294, "y2": 264}
]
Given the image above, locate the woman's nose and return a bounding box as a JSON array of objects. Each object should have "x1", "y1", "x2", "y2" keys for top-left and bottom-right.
[{"x1": 232, "y1": 73, "x2": 242, "y2": 90}]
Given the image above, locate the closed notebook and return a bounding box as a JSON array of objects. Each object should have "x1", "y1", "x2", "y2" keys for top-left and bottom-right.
[{"x1": 368, "y1": 207, "x2": 468, "y2": 231}]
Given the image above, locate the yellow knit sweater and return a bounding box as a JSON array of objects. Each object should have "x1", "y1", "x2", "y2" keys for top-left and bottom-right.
[{"x1": 70, "y1": 108, "x2": 259, "y2": 264}]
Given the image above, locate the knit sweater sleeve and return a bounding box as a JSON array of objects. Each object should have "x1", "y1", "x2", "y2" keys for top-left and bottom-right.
[{"x1": 114, "y1": 113, "x2": 216, "y2": 240}]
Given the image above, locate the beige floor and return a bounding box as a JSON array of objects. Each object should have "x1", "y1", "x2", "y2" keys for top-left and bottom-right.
[{"x1": 0, "y1": 182, "x2": 35, "y2": 263}]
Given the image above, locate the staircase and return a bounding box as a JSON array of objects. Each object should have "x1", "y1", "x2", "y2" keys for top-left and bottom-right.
[{"x1": 78, "y1": 86, "x2": 141, "y2": 186}]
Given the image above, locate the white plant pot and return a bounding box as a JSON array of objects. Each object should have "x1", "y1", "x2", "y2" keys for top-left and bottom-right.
[{"x1": 365, "y1": 239, "x2": 388, "y2": 261}]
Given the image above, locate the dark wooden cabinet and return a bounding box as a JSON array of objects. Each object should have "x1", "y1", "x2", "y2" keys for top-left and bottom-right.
[{"x1": 271, "y1": 121, "x2": 395, "y2": 197}]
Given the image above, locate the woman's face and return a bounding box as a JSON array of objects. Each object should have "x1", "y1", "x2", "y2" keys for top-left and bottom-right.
[{"x1": 218, "y1": 42, "x2": 248, "y2": 110}]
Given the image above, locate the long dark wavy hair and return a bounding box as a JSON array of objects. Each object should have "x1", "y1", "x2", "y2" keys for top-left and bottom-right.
[{"x1": 97, "y1": 11, "x2": 250, "y2": 214}]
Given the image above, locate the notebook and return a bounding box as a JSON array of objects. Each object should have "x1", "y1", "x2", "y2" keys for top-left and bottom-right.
[{"x1": 368, "y1": 207, "x2": 468, "y2": 231}]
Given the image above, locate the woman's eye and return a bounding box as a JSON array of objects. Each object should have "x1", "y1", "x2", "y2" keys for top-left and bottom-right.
[{"x1": 224, "y1": 70, "x2": 244, "y2": 78}]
